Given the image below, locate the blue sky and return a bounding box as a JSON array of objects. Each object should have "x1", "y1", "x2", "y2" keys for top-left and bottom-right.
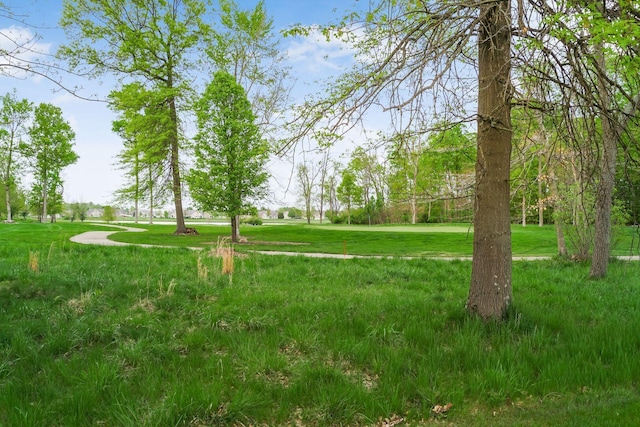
[{"x1": 0, "y1": 0, "x2": 371, "y2": 208}]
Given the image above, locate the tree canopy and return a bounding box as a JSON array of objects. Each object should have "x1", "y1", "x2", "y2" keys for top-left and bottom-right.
[{"x1": 187, "y1": 71, "x2": 269, "y2": 243}]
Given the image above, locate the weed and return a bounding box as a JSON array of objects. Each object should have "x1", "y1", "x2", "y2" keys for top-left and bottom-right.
[
  {"x1": 196, "y1": 252, "x2": 208, "y2": 280},
  {"x1": 28, "y1": 250, "x2": 39, "y2": 273},
  {"x1": 216, "y1": 236, "x2": 234, "y2": 280}
]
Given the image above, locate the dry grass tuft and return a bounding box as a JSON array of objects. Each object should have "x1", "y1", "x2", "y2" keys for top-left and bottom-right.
[
  {"x1": 216, "y1": 237, "x2": 234, "y2": 277},
  {"x1": 28, "y1": 251, "x2": 39, "y2": 273},
  {"x1": 197, "y1": 253, "x2": 208, "y2": 280},
  {"x1": 67, "y1": 291, "x2": 95, "y2": 314}
]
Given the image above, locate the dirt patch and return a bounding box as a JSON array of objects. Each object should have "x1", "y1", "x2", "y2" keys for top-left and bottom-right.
[{"x1": 173, "y1": 227, "x2": 199, "y2": 236}]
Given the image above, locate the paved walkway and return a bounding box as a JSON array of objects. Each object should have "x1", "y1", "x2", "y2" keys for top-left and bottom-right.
[
  {"x1": 69, "y1": 224, "x2": 640, "y2": 261},
  {"x1": 69, "y1": 224, "x2": 166, "y2": 249}
]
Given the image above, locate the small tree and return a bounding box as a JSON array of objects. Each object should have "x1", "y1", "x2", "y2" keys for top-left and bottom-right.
[
  {"x1": 70, "y1": 202, "x2": 89, "y2": 222},
  {"x1": 23, "y1": 103, "x2": 77, "y2": 222},
  {"x1": 103, "y1": 205, "x2": 116, "y2": 223},
  {"x1": 337, "y1": 169, "x2": 362, "y2": 225},
  {"x1": 297, "y1": 162, "x2": 319, "y2": 224},
  {"x1": 187, "y1": 71, "x2": 269, "y2": 243},
  {"x1": 0, "y1": 91, "x2": 32, "y2": 223}
]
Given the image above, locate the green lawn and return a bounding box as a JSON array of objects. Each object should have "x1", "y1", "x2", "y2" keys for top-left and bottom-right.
[
  {"x1": 105, "y1": 221, "x2": 639, "y2": 258},
  {"x1": 1, "y1": 221, "x2": 639, "y2": 426}
]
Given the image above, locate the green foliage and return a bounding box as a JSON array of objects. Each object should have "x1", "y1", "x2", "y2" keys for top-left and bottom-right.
[
  {"x1": 187, "y1": 71, "x2": 269, "y2": 221},
  {"x1": 102, "y1": 205, "x2": 116, "y2": 223},
  {"x1": 68, "y1": 202, "x2": 89, "y2": 222},
  {"x1": 59, "y1": 0, "x2": 213, "y2": 233},
  {"x1": 336, "y1": 168, "x2": 362, "y2": 224},
  {"x1": 23, "y1": 103, "x2": 77, "y2": 222},
  {"x1": 241, "y1": 217, "x2": 263, "y2": 226},
  {"x1": 0, "y1": 91, "x2": 32, "y2": 222},
  {"x1": 287, "y1": 207, "x2": 302, "y2": 219},
  {"x1": 109, "y1": 83, "x2": 172, "y2": 210},
  {"x1": 208, "y1": 0, "x2": 289, "y2": 131}
]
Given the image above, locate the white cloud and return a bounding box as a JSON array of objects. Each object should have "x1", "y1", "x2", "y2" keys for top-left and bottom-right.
[
  {"x1": 285, "y1": 28, "x2": 357, "y2": 73},
  {"x1": 0, "y1": 25, "x2": 53, "y2": 80}
]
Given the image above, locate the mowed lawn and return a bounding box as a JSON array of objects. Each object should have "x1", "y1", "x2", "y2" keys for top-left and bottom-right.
[
  {"x1": 1, "y1": 221, "x2": 639, "y2": 426},
  {"x1": 106, "y1": 221, "x2": 639, "y2": 258}
]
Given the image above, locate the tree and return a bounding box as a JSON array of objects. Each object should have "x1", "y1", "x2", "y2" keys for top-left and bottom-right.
[
  {"x1": 336, "y1": 168, "x2": 362, "y2": 225},
  {"x1": 285, "y1": 1, "x2": 515, "y2": 319},
  {"x1": 110, "y1": 84, "x2": 173, "y2": 225},
  {"x1": 297, "y1": 161, "x2": 321, "y2": 224},
  {"x1": 207, "y1": 0, "x2": 290, "y2": 239},
  {"x1": 186, "y1": 71, "x2": 269, "y2": 243},
  {"x1": 388, "y1": 131, "x2": 427, "y2": 224},
  {"x1": 70, "y1": 202, "x2": 89, "y2": 222},
  {"x1": 347, "y1": 146, "x2": 387, "y2": 224},
  {"x1": 103, "y1": 205, "x2": 116, "y2": 223},
  {"x1": 422, "y1": 124, "x2": 476, "y2": 223},
  {"x1": 464, "y1": 0, "x2": 513, "y2": 319},
  {"x1": 287, "y1": 207, "x2": 302, "y2": 219},
  {"x1": 322, "y1": 162, "x2": 342, "y2": 222},
  {"x1": 23, "y1": 103, "x2": 77, "y2": 222},
  {"x1": 524, "y1": 1, "x2": 640, "y2": 277},
  {"x1": 59, "y1": 0, "x2": 211, "y2": 235},
  {"x1": 0, "y1": 91, "x2": 32, "y2": 223}
]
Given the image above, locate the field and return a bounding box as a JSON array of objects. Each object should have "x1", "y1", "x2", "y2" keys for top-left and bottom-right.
[
  {"x1": 1, "y1": 221, "x2": 639, "y2": 426},
  {"x1": 105, "y1": 221, "x2": 639, "y2": 258}
]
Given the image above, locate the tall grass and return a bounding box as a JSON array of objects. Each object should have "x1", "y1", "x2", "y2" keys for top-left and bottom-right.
[{"x1": 0, "y1": 223, "x2": 639, "y2": 425}]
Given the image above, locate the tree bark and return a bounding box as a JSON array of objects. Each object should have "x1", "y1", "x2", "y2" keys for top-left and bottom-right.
[
  {"x1": 42, "y1": 175, "x2": 48, "y2": 223},
  {"x1": 4, "y1": 131, "x2": 14, "y2": 222},
  {"x1": 548, "y1": 166, "x2": 568, "y2": 256},
  {"x1": 466, "y1": 0, "x2": 513, "y2": 320},
  {"x1": 168, "y1": 90, "x2": 187, "y2": 235},
  {"x1": 231, "y1": 215, "x2": 239, "y2": 243},
  {"x1": 538, "y1": 152, "x2": 544, "y2": 226},
  {"x1": 590, "y1": 46, "x2": 617, "y2": 278},
  {"x1": 590, "y1": 96, "x2": 617, "y2": 275}
]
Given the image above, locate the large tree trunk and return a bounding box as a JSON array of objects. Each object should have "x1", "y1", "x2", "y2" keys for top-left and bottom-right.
[{"x1": 466, "y1": 0, "x2": 513, "y2": 320}]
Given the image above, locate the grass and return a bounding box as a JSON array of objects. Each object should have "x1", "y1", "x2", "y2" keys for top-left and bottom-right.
[
  {"x1": 1, "y1": 221, "x2": 639, "y2": 425},
  {"x1": 105, "y1": 221, "x2": 640, "y2": 258}
]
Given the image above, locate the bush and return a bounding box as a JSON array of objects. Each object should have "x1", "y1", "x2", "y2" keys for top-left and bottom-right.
[
  {"x1": 277, "y1": 212, "x2": 284, "y2": 219},
  {"x1": 329, "y1": 214, "x2": 346, "y2": 224},
  {"x1": 241, "y1": 217, "x2": 263, "y2": 226}
]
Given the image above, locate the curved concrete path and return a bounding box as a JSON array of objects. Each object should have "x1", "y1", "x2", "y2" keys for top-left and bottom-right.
[
  {"x1": 70, "y1": 224, "x2": 167, "y2": 249},
  {"x1": 69, "y1": 223, "x2": 640, "y2": 261}
]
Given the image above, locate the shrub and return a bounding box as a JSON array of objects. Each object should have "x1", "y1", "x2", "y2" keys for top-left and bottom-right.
[{"x1": 241, "y1": 217, "x2": 263, "y2": 226}]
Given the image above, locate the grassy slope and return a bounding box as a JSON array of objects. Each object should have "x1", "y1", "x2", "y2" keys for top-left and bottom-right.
[{"x1": 1, "y1": 222, "x2": 639, "y2": 426}]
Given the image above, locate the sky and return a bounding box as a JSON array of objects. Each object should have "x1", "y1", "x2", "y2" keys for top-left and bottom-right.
[{"x1": 0, "y1": 0, "x2": 378, "y2": 209}]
